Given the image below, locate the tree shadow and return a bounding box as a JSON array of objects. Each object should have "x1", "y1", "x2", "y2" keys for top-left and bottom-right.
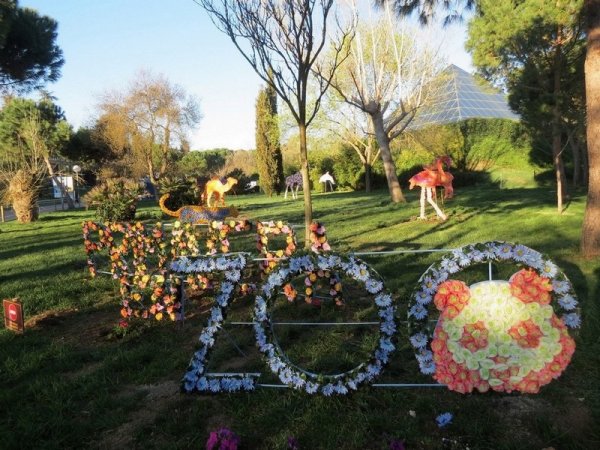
[{"x1": 0, "y1": 236, "x2": 84, "y2": 262}]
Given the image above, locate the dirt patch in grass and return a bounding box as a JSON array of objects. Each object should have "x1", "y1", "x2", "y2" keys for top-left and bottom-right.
[
  {"x1": 25, "y1": 307, "x2": 118, "y2": 345},
  {"x1": 25, "y1": 308, "x2": 80, "y2": 328},
  {"x1": 96, "y1": 380, "x2": 181, "y2": 449},
  {"x1": 494, "y1": 395, "x2": 594, "y2": 447},
  {"x1": 494, "y1": 396, "x2": 550, "y2": 447},
  {"x1": 553, "y1": 397, "x2": 594, "y2": 439}
]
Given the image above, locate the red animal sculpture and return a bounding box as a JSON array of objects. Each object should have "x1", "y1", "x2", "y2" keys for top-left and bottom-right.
[{"x1": 408, "y1": 156, "x2": 454, "y2": 220}]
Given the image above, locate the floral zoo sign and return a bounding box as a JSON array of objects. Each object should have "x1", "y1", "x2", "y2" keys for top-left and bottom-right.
[{"x1": 82, "y1": 220, "x2": 580, "y2": 396}]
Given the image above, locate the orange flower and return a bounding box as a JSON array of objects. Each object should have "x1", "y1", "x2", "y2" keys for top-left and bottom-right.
[
  {"x1": 459, "y1": 321, "x2": 489, "y2": 352},
  {"x1": 510, "y1": 269, "x2": 552, "y2": 304},
  {"x1": 508, "y1": 319, "x2": 544, "y2": 348},
  {"x1": 434, "y1": 280, "x2": 470, "y2": 318},
  {"x1": 283, "y1": 283, "x2": 297, "y2": 302}
]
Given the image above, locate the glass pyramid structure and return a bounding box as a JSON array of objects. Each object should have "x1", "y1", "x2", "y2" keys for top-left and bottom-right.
[{"x1": 409, "y1": 65, "x2": 519, "y2": 130}]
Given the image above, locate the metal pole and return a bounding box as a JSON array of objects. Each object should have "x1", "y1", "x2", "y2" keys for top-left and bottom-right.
[{"x1": 1, "y1": 205, "x2": 4, "y2": 223}]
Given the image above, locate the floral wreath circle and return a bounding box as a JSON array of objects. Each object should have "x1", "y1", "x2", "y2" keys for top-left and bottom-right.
[
  {"x1": 254, "y1": 252, "x2": 396, "y2": 395},
  {"x1": 408, "y1": 241, "x2": 580, "y2": 394},
  {"x1": 173, "y1": 254, "x2": 257, "y2": 393}
]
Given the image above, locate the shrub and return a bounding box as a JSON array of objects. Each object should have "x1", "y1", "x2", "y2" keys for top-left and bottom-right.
[
  {"x1": 330, "y1": 147, "x2": 387, "y2": 191},
  {"x1": 157, "y1": 176, "x2": 199, "y2": 210},
  {"x1": 83, "y1": 178, "x2": 142, "y2": 222}
]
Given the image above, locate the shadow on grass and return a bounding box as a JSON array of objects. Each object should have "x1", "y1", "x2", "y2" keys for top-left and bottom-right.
[{"x1": 0, "y1": 236, "x2": 84, "y2": 262}]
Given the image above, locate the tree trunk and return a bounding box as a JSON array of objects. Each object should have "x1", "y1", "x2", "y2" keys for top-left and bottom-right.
[
  {"x1": 43, "y1": 157, "x2": 75, "y2": 210},
  {"x1": 298, "y1": 122, "x2": 313, "y2": 248},
  {"x1": 582, "y1": 0, "x2": 600, "y2": 256},
  {"x1": 370, "y1": 111, "x2": 405, "y2": 202},
  {"x1": 552, "y1": 38, "x2": 567, "y2": 213},
  {"x1": 582, "y1": 138, "x2": 589, "y2": 186},
  {"x1": 552, "y1": 124, "x2": 567, "y2": 212},
  {"x1": 365, "y1": 162, "x2": 372, "y2": 192},
  {"x1": 570, "y1": 135, "x2": 581, "y2": 188}
]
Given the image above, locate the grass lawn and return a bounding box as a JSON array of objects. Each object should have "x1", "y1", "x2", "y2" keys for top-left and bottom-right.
[{"x1": 0, "y1": 184, "x2": 599, "y2": 449}]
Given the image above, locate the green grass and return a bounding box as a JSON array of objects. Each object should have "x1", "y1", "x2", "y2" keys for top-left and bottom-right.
[{"x1": 1, "y1": 185, "x2": 599, "y2": 449}]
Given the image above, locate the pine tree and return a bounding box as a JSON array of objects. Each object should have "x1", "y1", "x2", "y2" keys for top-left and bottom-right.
[{"x1": 255, "y1": 82, "x2": 284, "y2": 196}]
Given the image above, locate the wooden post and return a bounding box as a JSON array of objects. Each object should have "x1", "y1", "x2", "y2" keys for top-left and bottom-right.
[{"x1": 1, "y1": 205, "x2": 4, "y2": 222}]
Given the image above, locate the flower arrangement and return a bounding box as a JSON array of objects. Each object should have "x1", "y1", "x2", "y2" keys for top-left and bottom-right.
[
  {"x1": 253, "y1": 252, "x2": 396, "y2": 395},
  {"x1": 170, "y1": 220, "x2": 201, "y2": 258},
  {"x1": 206, "y1": 428, "x2": 240, "y2": 450},
  {"x1": 309, "y1": 221, "x2": 331, "y2": 253},
  {"x1": 174, "y1": 254, "x2": 257, "y2": 393},
  {"x1": 302, "y1": 269, "x2": 343, "y2": 306},
  {"x1": 169, "y1": 220, "x2": 215, "y2": 293},
  {"x1": 408, "y1": 241, "x2": 579, "y2": 394},
  {"x1": 206, "y1": 219, "x2": 252, "y2": 255},
  {"x1": 256, "y1": 220, "x2": 297, "y2": 274},
  {"x1": 82, "y1": 221, "x2": 130, "y2": 278},
  {"x1": 123, "y1": 272, "x2": 181, "y2": 321},
  {"x1": 281, "y1": 222, "x2": 340, "y2": 305},
  {"x1": 83, "y1": 221, "x2": 179, "y2": 321}
]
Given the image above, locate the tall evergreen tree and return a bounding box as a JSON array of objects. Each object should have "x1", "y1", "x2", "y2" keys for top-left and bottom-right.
[
  {"x1": 255, "y1": 82, "x2": 284, "y2": 196},
  {"x1": 466, "y1": 0, "x2": 585, "y2": 214},
  {"x1": 0, "y1": 1, "x2": 64, "y2": 93}
]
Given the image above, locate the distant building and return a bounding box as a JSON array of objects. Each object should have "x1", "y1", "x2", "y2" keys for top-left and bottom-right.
[{"x1": 409, "y1": 65, "x2": 519, "y2": 130}]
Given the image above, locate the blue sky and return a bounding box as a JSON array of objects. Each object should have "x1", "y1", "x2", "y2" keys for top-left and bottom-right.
[{"x1": 21, "y1": 0, "x2": 473, "y2": 150}]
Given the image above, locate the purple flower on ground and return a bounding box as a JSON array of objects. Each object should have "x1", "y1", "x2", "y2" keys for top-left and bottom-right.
[
  {"x1": 390, "y1": 439, "x2": 405, "y2": 450},
  {"x1": 287, "y1": 436, "x2": 300, "y2": 450},
  {"x1": 205, "y1": 431, "x2": 219, "y2": 450},
  {"x1": 206, "y1": 428, "x2": 240, "y2": 450}
]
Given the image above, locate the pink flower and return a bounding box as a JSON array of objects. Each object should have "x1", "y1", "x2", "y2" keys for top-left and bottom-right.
[{"x1": 206, "y1": 428, "x2": 240, "y2": 450}]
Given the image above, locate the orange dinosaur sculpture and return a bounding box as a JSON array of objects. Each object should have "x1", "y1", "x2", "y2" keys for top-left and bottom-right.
[
  {"x1": 408, "y1": 156, "x2": 454, "y2": 220},
  {"x1": 201, "y1": 177, "x2": 238, "y2": 207}
]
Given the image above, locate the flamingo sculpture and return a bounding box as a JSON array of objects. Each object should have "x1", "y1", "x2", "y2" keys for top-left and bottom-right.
[
  {"x1": 284, "y1": 172, "x2": 303, "y2": 199},
  {"x1": 408, "y1": 156, "x2": 454, "y2": 221},
  {"x1": 319, "y1": 171, "x2": 335, "y2": 192}
]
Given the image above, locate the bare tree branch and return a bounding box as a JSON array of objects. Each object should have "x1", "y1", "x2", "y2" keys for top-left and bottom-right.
[{"x1": 196, "y1": 0, "x2": 355, "y2": 245}]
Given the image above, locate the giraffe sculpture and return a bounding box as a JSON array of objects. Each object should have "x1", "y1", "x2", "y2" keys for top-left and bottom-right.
[
  {"x1": 284, "y1": 172, "x2": 303, "y2": 199},
  {"x1": 408, "y1": 156, "x2": 454, "y2": 221}
]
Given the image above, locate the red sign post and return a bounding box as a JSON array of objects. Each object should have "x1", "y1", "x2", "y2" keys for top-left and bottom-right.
[{"x1": 3, "y1": 298, "x2": 24, "y2": 333}]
